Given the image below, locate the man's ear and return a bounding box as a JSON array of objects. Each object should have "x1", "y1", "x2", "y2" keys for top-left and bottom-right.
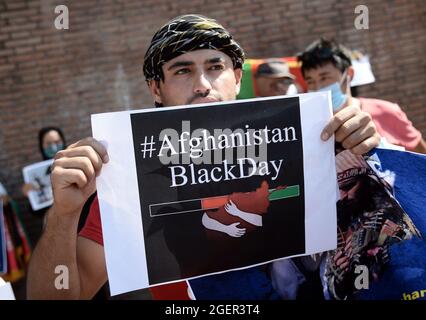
[
  {"x1": 234, "y1": 68, "x2": 243, "y2": 96},
  {"x1": 148, "y1": 80, "x2": 162, "y2": 104},
  {"x1": 347, "y1": 66, "x2": 355, "y2": 82}
]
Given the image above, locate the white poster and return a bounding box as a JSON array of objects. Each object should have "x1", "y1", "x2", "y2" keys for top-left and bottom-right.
[
  {"x1": 22, "y1": 159, "x2": 54, "y2": 211},
  {"x1": 91, "y1": 92, "x2": 338, "y2": 296},
  {"x1": 0, "y1": 278, "x2": 15, "y2": 300},
  {"x1": 350, "y1": 55, "x2": 376, "y2": 87}
]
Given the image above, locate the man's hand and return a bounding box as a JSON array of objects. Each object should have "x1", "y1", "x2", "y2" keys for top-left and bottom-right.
[
  {"x1": 321, "y1": 105, "x2": 380, "y2": 154},
  {"x1": 50, "y1": 137, "x2": 109, "y2": 217},
  {"x1": 22, "y1": 183, "x2": 37, "y2": 197}
]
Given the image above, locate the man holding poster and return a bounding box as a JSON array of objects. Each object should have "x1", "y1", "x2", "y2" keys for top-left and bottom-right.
[{"x1": 27, "y1": 15, "x2": 380, "y2": 299}]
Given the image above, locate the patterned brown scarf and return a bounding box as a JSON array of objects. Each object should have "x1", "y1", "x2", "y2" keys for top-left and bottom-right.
[{"x1": 143, "y1": 14, "x2": 245, "y2": 82}]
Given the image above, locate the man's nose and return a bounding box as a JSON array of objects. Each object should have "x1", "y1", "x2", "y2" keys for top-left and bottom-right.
[
  {"x1": 275, "y1": 82, "x2": 288, "y2": 94},
  {"x1": 309, "y1": 82, "x2": 319, "y2": 91},
  {"x1": 193, "y1": 71, "x2": 212, "y2": 94}
]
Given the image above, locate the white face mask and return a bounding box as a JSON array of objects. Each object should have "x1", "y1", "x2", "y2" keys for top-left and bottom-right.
[
  {"x1": 285, "y1": 83, "x2": 298, "y2": 95},
  {"x1": 309, "y1": 70, "x2": 349, "y2": 112},
  {"x1": 318, "y1": 82, "x2": 348, "y2": 112}
]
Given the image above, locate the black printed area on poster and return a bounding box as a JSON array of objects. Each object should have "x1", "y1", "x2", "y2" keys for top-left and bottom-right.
[{"x1": 130, "y1": 97, "x2": 306, "y2": 285}]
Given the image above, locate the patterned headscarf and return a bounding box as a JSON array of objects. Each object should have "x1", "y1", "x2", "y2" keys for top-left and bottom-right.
[{"x1": 143, "y1": 14, "x2": 245, "y2": 82}]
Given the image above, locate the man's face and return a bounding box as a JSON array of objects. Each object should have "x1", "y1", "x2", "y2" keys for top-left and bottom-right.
[
  {"x1": 303, "y1": 62, "x2": 345, "y2": 92},
  {"x1": 256, "y1": 76, "x2": 294, "y2": 97},
  {"x1": 43, "y1": 130, "x2": 63, "y2": 150},
  {"x1": 149, "y1": 49, "x2": 242, "y2": 107}
]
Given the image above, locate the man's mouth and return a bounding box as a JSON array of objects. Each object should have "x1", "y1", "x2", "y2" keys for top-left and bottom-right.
[
  {"x1": 190, "y1": 96, "x2": 221, "y2": 104},
  {"x1": 188, "y1": 92, "x2": 223, "y2": 105}
]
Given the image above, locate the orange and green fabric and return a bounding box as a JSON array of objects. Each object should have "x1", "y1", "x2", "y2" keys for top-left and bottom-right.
[
  {"x1": 237, "y1": 57, "x2": 307, "y2": 100},
  {"x1": 2, "y1": 200, "x2": 31, "y2": 283}
]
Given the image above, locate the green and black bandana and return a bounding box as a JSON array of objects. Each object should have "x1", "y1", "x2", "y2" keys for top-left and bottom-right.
[{"x1": 143, "y1": 14, "x2": 245, "y2": 82}]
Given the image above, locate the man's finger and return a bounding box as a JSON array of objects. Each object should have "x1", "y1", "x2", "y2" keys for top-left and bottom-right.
[
  {"x1": 51, "y1": 166, "x2": 88, "y2": 189},
  {"x1": 350, "y1": 134, "x2": 381, "y2": 155},
  {"x1": 54, "y1": 157, "x2": 97, "y2": 183},
  {"x1": 55, "y1": 146, "x2": 104, "y2": 175},
  {"x1": 334, "y1": 112, "x2": 371, "y2": 143},
  {"x1": 340, "y1": 121, "x2": 377, "y2": 150},
  {"x1": 321, "y1": 106, "x2": 358, "y2": 140},
  {"x1": 67, "y1": 137, "x2": 109, "y2": 163}
]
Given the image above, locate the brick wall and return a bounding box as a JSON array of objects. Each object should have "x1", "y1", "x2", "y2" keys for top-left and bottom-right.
[{"x1": 1, "y1": 0, "x2": 425, "y2": 245}]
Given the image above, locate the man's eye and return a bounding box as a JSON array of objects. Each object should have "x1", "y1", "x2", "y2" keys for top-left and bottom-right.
[
  {"x1": 209, "y1": 64, "x2": 225, "y2": 71},
  {"x1": 175, "y1": 68, "x2": 190, "y2": 75}
]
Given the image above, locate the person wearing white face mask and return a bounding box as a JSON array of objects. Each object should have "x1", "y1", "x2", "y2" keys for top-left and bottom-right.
[
  {"x1": 298, "y1": 38, "x2": 426, "y2": 154},
  {"x1": 254, "y1": 59, "x2": 300, "y2": 97},
  {"x1": 21, "y1": 127, "x2": 67, "y2": 215},
  {"x1": 313, "y1": 68, "x2": 350, "y2": 113},
  {"x1": 269, "y1": 39, "x2": 425, "y2": 300}
]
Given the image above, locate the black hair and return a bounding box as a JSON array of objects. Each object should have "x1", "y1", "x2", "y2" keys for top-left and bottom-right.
[
  {"x1": 297, "y1": 38, "x2": 352, "y2": 76},
  {"x1": 38, "y1": 126, "x2": 66, "y2": 160}
]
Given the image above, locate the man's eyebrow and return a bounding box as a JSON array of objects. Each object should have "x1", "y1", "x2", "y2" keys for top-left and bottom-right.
[
  {"x1": 167, "y1": 61, "x2": 194, "y2": 71},
  {"x1": 319, "y1": 71, "x2": 331, "y2": 76},
  {"x1": 206, "y1": 57, "x2": 226, "y2": 64}
]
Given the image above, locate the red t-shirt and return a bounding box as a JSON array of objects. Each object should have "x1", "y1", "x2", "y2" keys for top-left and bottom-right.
[
  {"x1": 79, "y1": 196, "x2": 190, "y2": 300},
  {"x1": 359, "y1": 98, "x2": 421, "y2": 151}
]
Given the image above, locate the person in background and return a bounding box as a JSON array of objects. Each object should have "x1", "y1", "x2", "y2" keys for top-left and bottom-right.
[
  {"x1": 38, "y1": 127, "x2": 66, "y2": 161},
  {"x1": 254, "y1": 59, "x2": 299, "y2": 97},
  {"x1": 298, "y1": 38, "x2": 426, "y2": 154},
  {"x1": 21, "y1": 127, "x2": 66, "y2": 209}
]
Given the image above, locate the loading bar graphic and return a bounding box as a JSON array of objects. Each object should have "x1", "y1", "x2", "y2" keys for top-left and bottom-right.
[{"x1": 149, "y1": 185, "x2": 300, "y2": 217}]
